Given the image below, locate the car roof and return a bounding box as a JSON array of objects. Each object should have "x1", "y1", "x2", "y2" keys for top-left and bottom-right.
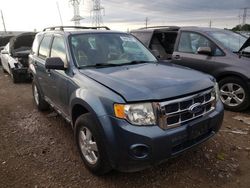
[{"x1": 131, "y1": 26, "x2": 227, "y2": 33}]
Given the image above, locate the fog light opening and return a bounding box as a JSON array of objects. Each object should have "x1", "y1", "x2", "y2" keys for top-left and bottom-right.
[{"x1": 130, "y1": 144, "x2": 150, "y2": 159}]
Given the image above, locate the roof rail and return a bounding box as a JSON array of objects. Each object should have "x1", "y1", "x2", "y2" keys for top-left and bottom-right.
[
  {"x1": 43, "y1": 26, "x2": 110, "y2": 31},
  {"x1": 138, "y1": 26, "x2": 180, "y2": 30}
]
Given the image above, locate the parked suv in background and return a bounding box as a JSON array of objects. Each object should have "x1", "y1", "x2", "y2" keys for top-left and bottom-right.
[
  {"x1": 29, "y1": 26, "x2": 224, "y2": 175},
  {"x1": 131, "y1": 27, "x2": 250, "y2": 111}
]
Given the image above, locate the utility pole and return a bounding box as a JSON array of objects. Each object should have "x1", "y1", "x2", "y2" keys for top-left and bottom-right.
[
  {"x1": 1, "y1": 10, "x2": 7, "y2": 34},
  {"x1": 209, "y1": 19, "x2": 212, "y2": 28},
  {"x1": 91, "y1": 0, "x2": 105, "y2": 27},
  {"x1": 145, "y1": 17, "x2": 149, "y2": 29},
  {"x1": 69, "y1": 0, "x2": 84, "y2": 26}
]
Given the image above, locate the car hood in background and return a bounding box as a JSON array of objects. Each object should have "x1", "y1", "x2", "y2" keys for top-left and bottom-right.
[{"x1": 80, "y1": 63, "x2": 214, "y2": 102}]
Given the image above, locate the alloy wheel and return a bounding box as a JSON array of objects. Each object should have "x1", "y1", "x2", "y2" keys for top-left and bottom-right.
[
  {"x1": 220, "y1": 83, "x2": 245, "y2": 107},
  {"x1": 78, "y1": 127, "x2": 99, "y2": 165}
]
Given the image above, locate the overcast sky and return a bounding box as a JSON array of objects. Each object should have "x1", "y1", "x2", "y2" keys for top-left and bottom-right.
[{"x1": 0, "y1": 0, "x2": 249, "y2": 32}]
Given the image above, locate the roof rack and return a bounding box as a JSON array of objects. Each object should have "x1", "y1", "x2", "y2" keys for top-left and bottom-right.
[
  {"x1": 138, "y1": 26, "x2": 180, "y2": 30},
  {"x1": 43, "y1": 26, "x2": 110, "y2": 31}
]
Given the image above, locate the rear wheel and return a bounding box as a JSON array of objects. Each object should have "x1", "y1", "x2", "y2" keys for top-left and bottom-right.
[
  {"x1": 219, "y1": 77, "x2": 249, "y2": 111},
  {"x1": 2, "y1": 67, "x2": 7, "y2": 73},
  {"x1": 75, "y1": 113, "x2": 111, "y2": 175},
  {"x1": 32, "y1": 81, "x2": 49, "y2": 111}
]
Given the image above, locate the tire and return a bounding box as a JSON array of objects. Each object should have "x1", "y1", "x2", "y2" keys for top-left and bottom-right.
[
  {"x1": 219, "y1": 77, "x2": 250, "y2": 111},
  {"x1": 10, "y1": 69, "x2": 19, "y2": 83},
  {"x1": 32, "y1": 81, "x2": 50, "y2": 111},
  {"x1": 75, "y1": 113, "x2": 112, "y2": 175}
]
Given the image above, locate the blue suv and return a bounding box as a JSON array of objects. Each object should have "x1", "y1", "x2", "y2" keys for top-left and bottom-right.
[{"x1": 29, "y1": 26, "x2": 224, "y2": 175}]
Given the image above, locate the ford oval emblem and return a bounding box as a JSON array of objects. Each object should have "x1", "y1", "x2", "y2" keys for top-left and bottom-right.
[{"x1": 188, "y1": 103, "x2": 203, "y2": 114}]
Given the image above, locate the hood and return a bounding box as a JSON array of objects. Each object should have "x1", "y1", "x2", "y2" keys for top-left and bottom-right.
[
  {"x1": 9, "y1": 32, "x2": 36, "y2": 56},
  {"x1": 239, "y1": 37, "x2": 250, "y2": 52},
  {"x1": 80, "y1": 63, "x2": 214, "y2": 102}
]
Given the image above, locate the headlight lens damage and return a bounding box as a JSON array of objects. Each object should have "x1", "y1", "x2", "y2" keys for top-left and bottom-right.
[{"x1": 114, "y1": 103, "x2": 156, "y2": 125}]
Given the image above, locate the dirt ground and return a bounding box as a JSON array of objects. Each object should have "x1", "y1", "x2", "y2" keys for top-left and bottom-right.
[{"x1": 0, "y1": 68, "x2": 250, "y2": 188}]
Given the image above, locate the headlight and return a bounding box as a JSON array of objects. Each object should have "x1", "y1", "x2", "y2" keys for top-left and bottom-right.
[
  {"x1": 212, "y1": 82, "x2": 220, "y2": 101},
  {"x1": 114, "y1": 103, "x2": 156, "y2": 125}
]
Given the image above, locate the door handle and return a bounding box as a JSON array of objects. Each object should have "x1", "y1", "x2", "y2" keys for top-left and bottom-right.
[{"x1": 174, "y1": 55, "x2": 181, "y2": 60}]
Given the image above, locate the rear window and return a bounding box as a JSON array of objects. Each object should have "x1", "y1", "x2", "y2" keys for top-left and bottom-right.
[{"x1": 38, "y1": 35, "x2": 52, "y2": 59}]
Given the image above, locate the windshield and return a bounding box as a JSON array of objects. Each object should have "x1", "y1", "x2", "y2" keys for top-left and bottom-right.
[
  {"x1": 69, "y1": 33, "x2": 157, "y2": 68},
  {"x1": 207, "y1": 30, "x2": 247, "y2": 52}
]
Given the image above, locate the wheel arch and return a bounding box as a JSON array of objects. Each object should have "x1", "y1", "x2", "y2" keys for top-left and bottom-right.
[{"x1": 215, "y1": 71, "x2": 249, "y2": 83}]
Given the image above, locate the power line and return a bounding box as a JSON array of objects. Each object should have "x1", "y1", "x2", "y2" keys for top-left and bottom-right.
[{"x1": 91, "y1": 0, "x2": 105, "y2": 27}]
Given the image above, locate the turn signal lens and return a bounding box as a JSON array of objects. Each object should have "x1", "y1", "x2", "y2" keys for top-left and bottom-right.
[{"x1": 114, "y1": 104, "x2": 125, "y2": 118}]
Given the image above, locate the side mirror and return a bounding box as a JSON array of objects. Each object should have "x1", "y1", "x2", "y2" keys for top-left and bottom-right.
[
  {"x1": 197, "y1": 47, "x2": 212, "y2": 56},
  {"x1": 45, "y1": 57, "x2": 65, "y2": 70},
  {"x1": 1, "y1": 50, "x2": 8, "y2": 54},
  {"x1": 151, "y1": 49, "x2": 160, "y2": 58}
]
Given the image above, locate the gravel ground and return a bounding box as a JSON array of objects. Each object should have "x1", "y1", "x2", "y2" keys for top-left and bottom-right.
[{"x1": 0, "y1": 68, "x2": 250, "y2": 188}]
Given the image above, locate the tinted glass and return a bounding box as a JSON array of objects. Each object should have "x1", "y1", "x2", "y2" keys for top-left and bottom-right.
[
  {"x1": 38, "y1": 36, "x2": 52, "y2": 59},
  {"x1": 70, "y1": 33, "x2": 157, "y2": 68},
  {"x1": 208, "y1": 30, "x2": 247, "y2": 52},
  {"x1": 178, "y1": 32, "x2": 223, "y2": 56},
  {"x1": 51, "y1": 36, "x2": 67, "y2": 66}
]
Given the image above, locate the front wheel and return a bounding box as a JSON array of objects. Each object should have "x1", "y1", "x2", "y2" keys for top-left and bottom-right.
[
  {"x1": 219, "y1": 77, "x2": 249, "y2": 111},
  {"x1": 75, "y1": 113, "x2": 111, "y2": 175}
]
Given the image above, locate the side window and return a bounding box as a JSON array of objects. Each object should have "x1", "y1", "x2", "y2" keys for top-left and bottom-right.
[
  {"x1": 178, "y1": 32, "x2": 224, "y2": 56},
  {"x1": 50, "y1": 36, "x2": 67, "y2": 67},
  {"x1": 31, "y1": 34, "x2": 43, "y2": 55},
  {"x1": 38, "y1": 36, "x2": 52, "y2": 59}
]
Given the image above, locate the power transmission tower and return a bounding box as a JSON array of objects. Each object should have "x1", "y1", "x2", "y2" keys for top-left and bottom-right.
[
  {"x1": 91, "y1": 0, "x2": 105, "y2": 27},
  {"x1": 240, "y1": 7, "x2": 250, "y2": 26},
  {"x1": 69, "y1": 0, "x2": 84, "y2": 26}
]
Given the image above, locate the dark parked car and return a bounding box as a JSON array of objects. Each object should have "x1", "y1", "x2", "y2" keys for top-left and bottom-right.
[
  {"x1": 29, "y1": 26, "x2": 223, "y2": 175},
  {"x1": 1, "y1": 32, "x2": 36, "y2": 83},
  {"x1": 131, "y1": 27, "x2": 250, "y2": 111},
  {"x1": 0, "y1": 35, "x2": 14, "y2": 65}
]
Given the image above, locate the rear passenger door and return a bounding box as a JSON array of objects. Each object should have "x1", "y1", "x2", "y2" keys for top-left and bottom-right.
[
  {"x1": 35, "y1": 35, "x2": 53, "y2": 98},
  {"x1": 172, "y1": 31, "x2": 225, "y2": 74}
]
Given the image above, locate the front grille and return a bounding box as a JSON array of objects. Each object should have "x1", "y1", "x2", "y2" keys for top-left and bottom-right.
[{"x1": 157, "y1": 88, "x2": 216, "y2": 129}]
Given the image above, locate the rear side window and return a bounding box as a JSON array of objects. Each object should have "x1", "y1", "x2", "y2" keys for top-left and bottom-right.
[
  {"x1": 31, "y1": 34, "x2": 43, "y2": 55},
  {"x1": 131, "y1": 32, "x2": 152, "y2": 47},
  {"x1": 38, "y1": 36, "x2": 52, "y2": 59},
  {"x1": 50, "y1": 36, "x2": 67, "y2": 67},
  {"x1": 178, "y1": 32, "x2": 224, "y2": 56}
]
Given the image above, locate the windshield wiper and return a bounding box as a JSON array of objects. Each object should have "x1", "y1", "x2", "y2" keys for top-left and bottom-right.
[
  {"x1": 120, "y1": 60, "x2": 155, "y2": 66},
  {"x1": 79, "y1": 61, "x2": 155, "y2": 69},
  {"x1": 79, "y1": 63, "x2": 121, "y2": 69}
]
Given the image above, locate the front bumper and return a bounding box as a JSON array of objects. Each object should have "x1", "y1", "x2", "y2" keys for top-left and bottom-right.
[
  {"x1": 98, "y1": 101, "x2": 224, "y2": 172},
  {"x1": 12, "y1": 67, "x2": 31, "y2": 81}
]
